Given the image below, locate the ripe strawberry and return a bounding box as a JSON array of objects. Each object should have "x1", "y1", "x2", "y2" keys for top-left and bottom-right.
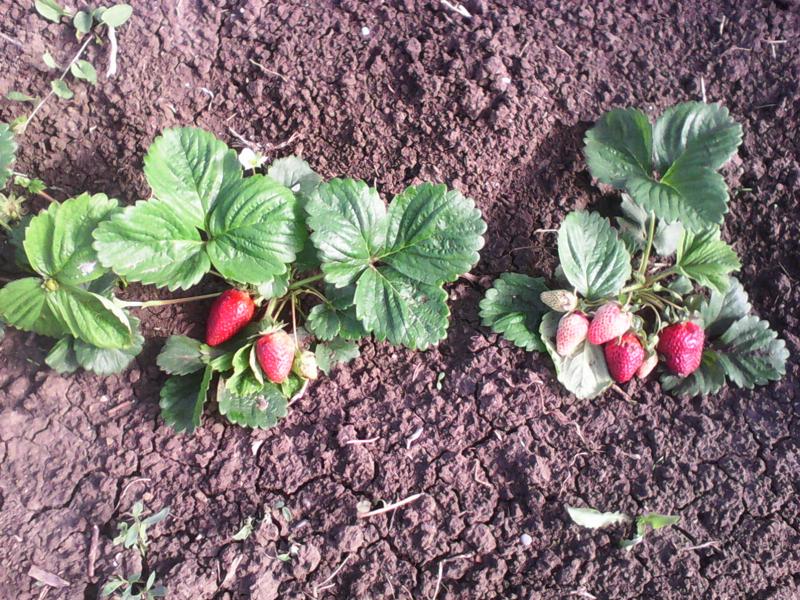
[
  {"x1": 636, "y1": 353, "x2": 658, "y2": 379},
  {"x1": 556, "y1": 311, "x2": 589, "y2": 356},
  {"x1": 657, "y1": 321, "x2": 705, "y2": 376},
  {"x1": 604, "y1": 333, "x2": 645, "y2": 384},
  {"x1": 206, "y1": 289, "x2": 255, "y2": 346},
  {"x1": 587, "y1": 302, "x2": 631, "y2": 345},
  {"x1": 256, "y1": 330, "x2": 295, "y2": 384}
]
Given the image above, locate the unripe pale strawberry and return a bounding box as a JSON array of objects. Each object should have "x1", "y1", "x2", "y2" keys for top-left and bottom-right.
[
  {"x1": 206, "y1": 289, "x2": 255, "y2": 347},
  {"x1": 293, "y1": 350, "x2": 318, "y2": 381},
  {"x1": 636, "y1": 353, "x2": 658, "y2": 379},
  {"x1": 540, "y1": 289, "x2": 578, "y2": 312},
  {"x1": 604, "y1": 333, "x2": 645, "y2": 383},
  {"x1": 556, "y1": 311, "x2": 589, "y2": 356},
  {"x1": 256, "y1": 330, "x2": 295, "y2": 383},
  {"x1": 657, "y1": 321, "x2": 704, "y2": 377},
  {"x1": 587, "y1": 302, "x2": 631, "y2": 345}
]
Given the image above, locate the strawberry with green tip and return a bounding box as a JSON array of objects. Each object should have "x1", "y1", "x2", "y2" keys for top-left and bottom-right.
[
  {"x1": 657, "y1": 321, "x2": 704, "y2": 376},
  {"x1": 293, "y1": 350, "x2": 319, "y2": 381},
  {"x1": 604, "y1": 333, "x2": 645, "y2": 383},
  {"x1": 556, "y1": 311, "x2": 589, "y2": 356},
  {"x1": 206, "y1": 289, "x2": 255, "y2": 347},
  {"x1": 587, "y1": 302, "x2": 631, "y2": 345},
  {"x1": 256, "y1": 330, "x2": 295, "y2": 383}
]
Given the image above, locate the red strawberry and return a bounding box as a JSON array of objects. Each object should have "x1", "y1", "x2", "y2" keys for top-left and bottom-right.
[
  {"x1": 206, "y1": 289, "x2": 255, "y2": 346},
  {"x1": 657, "y1": 321, "x2": 704, "y2": 376},
  {"x1": 636, "y1": 353, "x2": 658, "y2": 379},
  {"x1": 256, "y1": 330, "x2": 295, "y2": 383},
  {"x1": 604, "y1": 333, "x2": 645, "y2": 383},
  {"x1": 587, "y1": 302, "x2": 631, "y2": 345},
  {"x1": 556, "y1": 312, "x2": 590, "y2": 356}
]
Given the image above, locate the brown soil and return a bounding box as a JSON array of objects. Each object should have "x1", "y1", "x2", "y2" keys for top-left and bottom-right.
[{"x1": 1, "y1": 1, "x2": 799, "y2": 598}]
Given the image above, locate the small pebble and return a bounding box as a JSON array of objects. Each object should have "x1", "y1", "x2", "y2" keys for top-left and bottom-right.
[
  {"x1": 361, "y1": 26, "x2": 370, "y2": 37},
  {"x1": 520, "y1": 533, "x2": 532, "y2": 547}
]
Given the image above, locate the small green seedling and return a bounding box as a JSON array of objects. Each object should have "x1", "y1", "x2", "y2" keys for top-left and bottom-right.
[
  {"x1": 231, "y1": 516, "x2": 255, "y2": 541},
  {"x1": 11, "y1": 2, "x2": 134, "y2": 134},
  {"x1": 103, "y1": 501, "x2": 170, "y2": 599},
  {"x1": 101, "y1": 571, "x2": 166, "y2": 600},
  {"x1": 112, "y1": 501, "x2": 170, "y2": 558},
  {"x1": 566, "y1": 505, "x2": 679, "y2": 552}
]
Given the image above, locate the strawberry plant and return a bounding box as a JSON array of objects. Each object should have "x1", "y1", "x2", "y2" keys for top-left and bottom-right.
[
  {"x1": 480, "y1": 101, "x2": 787, "y2": 399},
  {"x1": 91, "y1": 127, "x2": 486, "y2": 432}
]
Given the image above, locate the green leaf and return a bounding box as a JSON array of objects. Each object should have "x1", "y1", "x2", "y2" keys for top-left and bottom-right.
[
  {"x1": 627, "y1": 167, "x2": 730, "y2": 232},
  {"x1": 74, "y1": 317, "x2": 143, "y2": 375},
  {"x1": 255, "y1": 270, "x2": 290, "y2": 299},
  {"x1": 315, "y1": 337, "x2": 359, "y2": 375},
  {"x1": 46, "y1": 286, "x2": 133, "y2": 348},
  {"x1": 479, "y1": 273, "x2": 548, "y2": 351},
  {"x1": 101, "y1": 579, "x2": 126, "y2": 597},
  {"x1": 72, "y1": 10, "x2": 93, "y2": 35},
  {"x1": 0, "y1": 278, "x2": 66, "y2": 338},
  {"x1": 540, "y1": 311, "x2": 612, "y2": 399},
  {"x1": 70, "y1": 59, "x2": 97, "y2": 84},
  {"x1": 716, "y1": 316, "x2": 788, "y2": 388},
  {"x1": 100, "y1": 3, "x2": 133, "y2": 27},
  {"x1": 653, "y1": 102, "x2": 742, "y2": 173},
  {"x1": 143, "y1": 127, "x2": 240, "y2": 228},
  {"x1": 380, "y1": 183, "x2": 486, "y2": 285},
  {"x1": 0, "y1": 123, "x2": 17, "y2": 188},
  {"x1": 217, "y1": 372, "x2": 288, "y2": 429},
  {"x1": 675, "y1": 227, "x2": 740, "y2": 293},
  {"x1": 24, "y1": 192, "x2": 118, "y2": 284},
  {"x1": 699, "y1": 277, "x2": 751, "y2": 338},
  {"x1": 14, "y1": 175, "x2": 46, "y2": 193},
  {"x1": 267, "y1": 156, "x2": 322, "y2": 199},
  {"x1": 354, "y1": 267, "x2": 449, "y2": 350},
  {"x1": 584, "y1": 108, "x2": 652, "y2": 187},
  {"x1": 639, "y1": 513, "x2": 680, "y2": 530},
  {"x1": 142, "y1": 506, "x2": 170, "y2": 527},
  {"x1": 306, "y1": 303, "x2": 342, "y2": 341},
  {"x1": 157, "y1": 335, "x2": 206, "y2": 375},
  {"x1": 35, "y1": 0, "x2": 66, "y2": 22},
  {"x1": 306, "y1": 178, "x2": 387, "y2": 286},
  {"x1": 50, "y1": 80, "x2": 73, "y2": 100},
  {"x1": 660, "y1": 350, "x2": 726, "y2": 398},
  {"x1": 5, "y1": 91, "x2": 36, "y2": 103},
  {"x1": 42, "y1": 51, "x2": 59, "y2": 69},
  {"x1": 93, "y1": 198, "x2": 210, "y2": 290},
  {"x1": 557, "y1": 211, "x2": 631, "y2": 300},
  {"x1": 205, "y1": 175, "x2": 304, "y2": 284},
  {"x1": 159, "y1": 367, "x2": 212, "y2": 434},
  {"x1": 45, "y1": 337, "x2": 79, "y2": 374},
  {"x1": 566, "y1": 506, "x2": 630, "y2": 529}
]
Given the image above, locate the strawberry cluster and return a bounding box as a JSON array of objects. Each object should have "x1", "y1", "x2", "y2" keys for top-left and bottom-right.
[
  {"x1": 554, "y1": 300, "x2": 705, "y2": 384},
  {"x1": 206, "y1": 289, "x2": 317, "y2": 384}
]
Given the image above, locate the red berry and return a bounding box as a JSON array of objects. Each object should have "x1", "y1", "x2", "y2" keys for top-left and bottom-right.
[
  {"x1": 604, "y1": 333, "x2": 645, "y2": 384},
  {"x1": 256, "y1": 330, "x2": 295, "y2": 384},
  {"x1": 206, "y1": 290, "x2": 255, "y2": 347},
  {"x1": 587, "y1": 302, "x2": 631, "y2": 345},
  {"x1": 636, "y1": 353, "x2": 658, "y2": 379},
  {"x1": 657, "y1": 321, "x2": 704, "y2": 377},
  {"x1": 556, "y1": 312, "x2": 589, "y2": 356}
]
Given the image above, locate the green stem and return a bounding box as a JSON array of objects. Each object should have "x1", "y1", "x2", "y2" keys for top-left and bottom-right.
[
  {"x1": 295, "y1": 286, "x2": 328, "y2": 303},
  {"x1": 122, "y1": 291, "x2": 222, "y2": 309},
  {"x1": 638, "y1": 211, "x2": 656, "y2": 278},
  {"x1": 288, "y1": 273, "x2": 324, "y2": 290}
]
